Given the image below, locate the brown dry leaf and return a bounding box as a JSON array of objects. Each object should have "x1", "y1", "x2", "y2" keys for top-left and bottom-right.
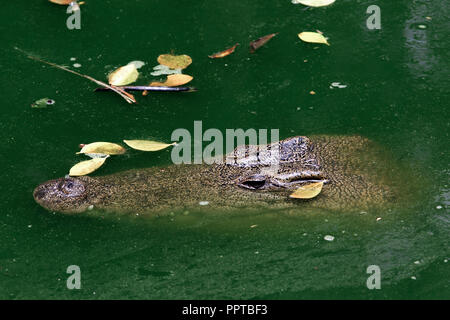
[
  {"x1": 77, "y1": 142, "x2": 126, "y2": 155},
  {"x1": 289, "y1": 181, "x2": 324, "y2": 199},
  {"x1": 149, "y1": 74, "x2": 193, "y2": 87},
  {"x1": 209, "y1": 43, "x2": 239, "y2": 58},
  {"x1": 250, "y1": 33, "x2": 278, "y2": 53},
  {"x1": 49, "y1": 0, "x2": 73, "y2": 4},
  {"x1": 157, "y1": 54, "x2": 192, "y2": 69},
  {"x1": 69, "y1": 157, "x2": 107, "y2": 176},
  {"x1": 123, "y1": 140, "x2": 176, "y2": 151}
]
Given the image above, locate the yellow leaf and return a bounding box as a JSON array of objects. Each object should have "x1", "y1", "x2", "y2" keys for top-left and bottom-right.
[
  {"x1": 108, "y1": 64, "x2": 139, "y2": 86},
  {"x1": 157, "y1": 54, "x2": 192, "y2": 69},
  {"x1": 69, "y1": 157, "x2": 107, "y2": 176},
  {"x1": 289, "y1": 181, "x2": 324, "y2": 199},
  {"x1": 123, "y1": 140, "x2": 176, "y2": 151},
  {"x1": 77, "y1": 142, "x2": 126, "y2": 155},
  {"x1": 150, "y1": 74, "x2": 193, "y2": 87},
  {"x1": 298, "y1": 32, "x2": 330, "y2": 45},
  {"x1": 49, "y1": 0, "x2": 73, "y2": 4},
  {"x1": 292, "y1": 0, "x2": 336, "y2": 7}
]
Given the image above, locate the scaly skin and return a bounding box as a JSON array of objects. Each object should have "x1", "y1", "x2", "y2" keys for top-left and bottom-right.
[{"x1": 33, "y1": 135, "x2": 406, "y2": 215}]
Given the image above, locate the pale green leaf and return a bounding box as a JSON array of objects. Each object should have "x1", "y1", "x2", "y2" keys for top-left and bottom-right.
[{"x1": 123, "y1": 140, "x2": 176, "y2": 151}]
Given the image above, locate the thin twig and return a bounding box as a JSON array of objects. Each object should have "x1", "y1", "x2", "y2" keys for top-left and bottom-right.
[
  {"x1": 94, "y1": 86, "x2": 196, "y2": 92},
  {"x1": 14, "y1": 47, "x2": 136, "y2": 104}
]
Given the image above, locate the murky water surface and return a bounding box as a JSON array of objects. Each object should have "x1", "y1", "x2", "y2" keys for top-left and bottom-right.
[{"x1": 0, "y1": 0, "x2": 448, "y2": 299}]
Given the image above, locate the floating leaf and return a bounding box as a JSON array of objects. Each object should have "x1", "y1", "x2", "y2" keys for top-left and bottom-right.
[
  {"x1": 298, "y1": 32, "x2": 330, "y2": 45},
  {"x1": 250, "y1": 33, "x2": 278, "y2": 53},
  {"x1": 291, "y1": 0, "x2": 336, "y2": 7},
  {"x1": 49, "y1": 0, "x2": 73, "y2": 4},
  {"x1": 77, "y1": 142, "x2": 126, "y2": 155},
  {"x1": 157, "y1": 54, "x2": 192, "y2": 69},
  {"x1": 289, "y1": 181, "x2": 324, "y2": 199},
  {"x1": 32, "y1": 98, "x2": 55, "y2": 108},
  {"x1": 108, "y1": 64, "x2": 139, "y2": 86},
  {"x1": 123, "y1": 140, "x2": 176, "y2": 151},
  {"x1": 209, "y1": 43, "x2": 239, "y2": 58},
  {"x1": 149, "y1": 74, "x2": 193, "y2": 87},
  {"x1": 69, "y1": 157, "x2": 107, "y2": 176}
]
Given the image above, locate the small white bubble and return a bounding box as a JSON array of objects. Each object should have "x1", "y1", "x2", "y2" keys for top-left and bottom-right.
[
  {"x1": 73, "y1": 63, "x2": 82, "y2": 68},
  {"x1": 199, "y1": 201, "x2": 209, "y2": 206},
  {"x1": 436, "y1": 205, "x2": 442, "y2": 209},
  {"x1": 418, "y1": 24, "x2": 426, "y2": 29},
  {"x1": 88, "y1": 205, "x2": 94, "y2": 211},
  {"x1": 376, "y1": 217, "x2": 382, "y2": 221},
  {"x1": 27, "y1": 225, "x2": 32, "y2": 228},
  {"x1": 411, "y1": 276, "x2": 416, "y2": 280},
  {"x1": 303, "y1": 233, "x2": 307, "y2": 236},
  {"x1": 70, "y1": 57, "x2": 76, "y2": 61},
  {"x1": 414, "y1": 260, "x2": 420, "y2": 265},
  {"x1": 324, "y1": 235, "x2": 335, "y2": 241},
  {"x1": 444, "y1": 259, "x2": 448, "y2": 263}
]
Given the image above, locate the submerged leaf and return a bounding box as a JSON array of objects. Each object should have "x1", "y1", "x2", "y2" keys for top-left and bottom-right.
[
  {"x1": 291, "y1": 0, "x2": 335, "y2": 7},
  {"x1": 127, "y1": 61, "x2": 145, "y2": 69},
  {"x1": 78, "y1": 142, "x2": 126, "y2": 155},
  {"x1": 250, "y1": 33, "x2": 278, "y2": 53},
  {"x1": 289, "y1": 181, "x2": 324, "y2": 199},
  {"x1": 149, "y1": 74, "x2": 193, "y2": 87},
  {"x1": 31, "y1": 98, "x2": 55, "y2": 108},
  {"x1": 209, "y1": 43, "x2": 239, "y2": 58},
  {"x1": 298, "y1": 32, "x2": 330, "y2": 45},
  {"x1": 85, "y1": 153, "x2": 109, "y2": 159},
  {"x1": 123, "y1": 140, "x2": 176, "y2": 151},
  {"x1": 150, "y1": 64, "x2": 182, "y2": 76},
  {"x1": 157, "y1": 54, "x2": 192, "y2": 69},
  {"x1": 69, "y1": 157, "x2": 107, "y2": 176},
  {"x1": 108, "y1": 64, "x2": 139, "y2": 86}
]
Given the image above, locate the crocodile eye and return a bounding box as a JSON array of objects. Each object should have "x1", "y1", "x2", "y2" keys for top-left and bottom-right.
[
  {"x1": 238, "y1": 174, "x2": 267, "y2": 190},
  {"x1": 58, "y1": 179, "x2": 85, "y2": 196},
  {"x1": 241, "y1": 180, "x2": 266, "y2": 189}
]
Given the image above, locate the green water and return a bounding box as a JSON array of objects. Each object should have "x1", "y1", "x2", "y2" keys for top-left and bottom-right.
[{"x1": 0, "y1": 0, "x2": 448, "y2": 299}]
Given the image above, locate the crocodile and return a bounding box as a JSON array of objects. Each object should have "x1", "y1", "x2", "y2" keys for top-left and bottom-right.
[{"x1": 33, "y1": 135, "x2": 407, "y2": 215}]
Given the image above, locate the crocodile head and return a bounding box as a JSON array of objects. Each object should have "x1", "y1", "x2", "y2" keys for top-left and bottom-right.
[{"x1": 33, "y1": 176, "x2": 101, "y2": 213}]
